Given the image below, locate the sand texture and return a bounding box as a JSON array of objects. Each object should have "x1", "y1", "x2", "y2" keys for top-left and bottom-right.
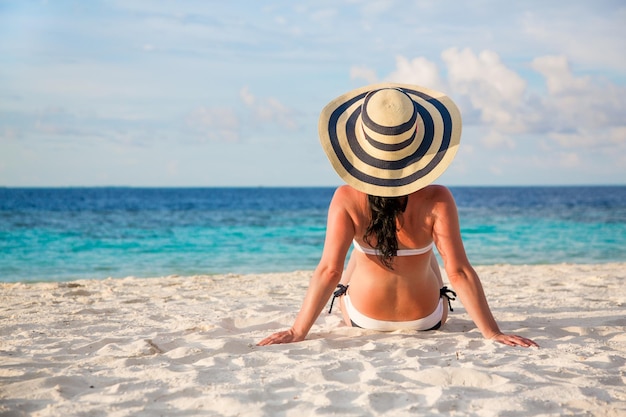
[{"x1": 1, "y1": 264, "x2": 625, "y2": 416}]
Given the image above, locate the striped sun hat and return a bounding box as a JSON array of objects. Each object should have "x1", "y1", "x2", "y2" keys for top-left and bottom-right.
[{"x1": 318, "y1": 83, "x2": 462, "y2": 197}]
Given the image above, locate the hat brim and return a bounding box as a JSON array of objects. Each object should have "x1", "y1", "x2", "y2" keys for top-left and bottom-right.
[{"x1": 318, "y1": 83, "x2": 462, "y2": 197}]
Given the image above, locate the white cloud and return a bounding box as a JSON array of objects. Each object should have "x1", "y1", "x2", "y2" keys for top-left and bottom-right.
[
  {"x1": 185, "y1": 106, "x2": 239, "y2": 142},
  {"x1": 489, "y1": 165, "x2": 503, "y2": 176},
  {"x1": 1, "y1": 127, "x2": 20, "y2": 141},
  {"x1": 522, "y1": 8, "x2": 626, "y2": 72},
  {"x1": 442, "y1": 48, "x2": 527, "y2": 130},
  {"x1": 310, "y1": 8, "x2": 337, "y2": 23},
  {"x1": 239, "y1": 87, "x2": 299, "y2": 130},
  {"x1": 481, "y1": 131, "x2": 516, "y2": 150},
  {"x1": 260, "y1": 98, "x2": 297, "y2": 129},
  {"x1": 239, "y1": 86, "x2": 255, "y2": 106},
  {"x1": 166, "y1": 159, "x2": 179, "y2": 176},
  {"x1": 526, "y1": 55, "x2": 626, "y2": 163},
  {"x1": 549, "y1": 131, "x2": 594, "y2": 149},
  {"x1": 609, "y1": 126, "x2": 626, "y2": 145},
  {"x1": 559, "y1": 152, "x2": 580, "y2": 168},
  {"x1": 531, "y1": 55, "x2": 590, "y2": 95},
  {"x1": 384, "y1": 56, "x2": 445, "y2": 92},
  {"x1": 350, "y1": 66, "x2": 378, "y2": 84},
  {"x1": 549, "y1": 127, "x2": 626, "y2": 152}
]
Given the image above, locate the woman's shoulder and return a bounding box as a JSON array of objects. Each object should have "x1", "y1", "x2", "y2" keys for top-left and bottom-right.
[
  {"x1": 406, "y1": 185, "x2": 458, "y2": 222},
  {"x1": 329, "y1": 186, "x2": 368, "y2": 220},
  {"x1": 412, "y1": 184, "x2": 454, "y2": 202},
  {"x1": 332, "y1": 185, "x2": 365, "y2": 202}
]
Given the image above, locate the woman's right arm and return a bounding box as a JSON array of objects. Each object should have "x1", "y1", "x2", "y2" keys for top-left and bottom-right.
[
  {"x1": 431, "y1": 186, "x2": 538, "y2": 347},
  {"x1": 257, "y1": 187, "x2": 355, "y2": 345}
]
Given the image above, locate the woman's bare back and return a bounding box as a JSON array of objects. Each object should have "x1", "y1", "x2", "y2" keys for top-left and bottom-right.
[{"x1": 338, "y1": 185, "x2": 445, "y2": 321}]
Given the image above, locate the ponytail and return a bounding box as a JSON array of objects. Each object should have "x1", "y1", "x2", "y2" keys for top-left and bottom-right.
[{"x1": 363, "y1": 195, "x2": 408, "y2": 268}]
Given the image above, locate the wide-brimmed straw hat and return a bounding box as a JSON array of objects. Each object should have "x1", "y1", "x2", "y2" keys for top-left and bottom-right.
[{"x1": 318, "y1": 83, "x2": 462, "y2": 197}]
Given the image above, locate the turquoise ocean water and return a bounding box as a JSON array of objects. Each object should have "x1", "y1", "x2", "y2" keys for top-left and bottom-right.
[{"x1": 1, "y1": 186, "x2": 625, "y2": 282}]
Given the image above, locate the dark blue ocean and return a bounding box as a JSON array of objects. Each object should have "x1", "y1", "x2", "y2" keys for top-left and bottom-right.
[{"x1": 1, "y1": 186, "x2": 625, "y2": 282}]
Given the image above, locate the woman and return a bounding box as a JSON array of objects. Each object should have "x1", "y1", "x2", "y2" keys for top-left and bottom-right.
[{"x1": 258, "y1": 84, "x2": 537, "y2": 348}]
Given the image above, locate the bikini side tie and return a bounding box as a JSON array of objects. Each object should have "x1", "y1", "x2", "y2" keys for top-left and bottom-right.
[
  {"x1": 328, "y1": 284, "x2": 349, "y2": 314},
  {"x1": 440, "y1": 286, "x2": 457, "y2": 311}
]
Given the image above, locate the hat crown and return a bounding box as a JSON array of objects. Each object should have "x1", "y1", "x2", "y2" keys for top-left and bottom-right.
[
  {"x1": 363, "y1": 88, "x2": 414, "y2": 130},
  {"x1": 361, "y1": 88, "x2": 418, "y2": 147}
]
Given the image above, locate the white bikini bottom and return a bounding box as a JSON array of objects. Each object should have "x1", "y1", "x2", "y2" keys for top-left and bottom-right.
[{"x1": 344, "y1": 294, "x2": 444, "y2": 331}]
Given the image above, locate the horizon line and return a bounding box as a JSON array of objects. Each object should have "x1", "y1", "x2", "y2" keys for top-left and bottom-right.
[{"x1": 2, "y1": 183, "x2": 625, "y2": 189}]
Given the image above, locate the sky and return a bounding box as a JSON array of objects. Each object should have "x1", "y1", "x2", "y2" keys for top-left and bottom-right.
[{"x1": 1, "y1": 0, "x2": 625, "y2": 187}]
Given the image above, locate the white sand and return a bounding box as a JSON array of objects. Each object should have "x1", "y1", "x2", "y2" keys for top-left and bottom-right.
[{"x1": 1, "y1": 264, "x2": 625, "y2": 417}]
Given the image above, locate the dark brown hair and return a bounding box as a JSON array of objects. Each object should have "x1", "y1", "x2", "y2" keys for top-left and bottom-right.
[{"x1": 363, "y1": 195, "x2": 408, "y2": 268}]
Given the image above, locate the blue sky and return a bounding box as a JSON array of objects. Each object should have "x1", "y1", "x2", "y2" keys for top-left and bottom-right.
[{"x1": 1, "y1": 0, "x2": 625, "y2": 187}]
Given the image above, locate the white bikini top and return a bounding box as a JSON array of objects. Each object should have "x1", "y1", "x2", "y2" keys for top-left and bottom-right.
[{"x1": 352, "y1": 239, "x2": 433, "y2": 256}]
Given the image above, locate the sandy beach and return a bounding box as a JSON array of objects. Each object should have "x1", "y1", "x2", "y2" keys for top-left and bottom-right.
[{"x1": 1, "y1": 263, "x2": 624, "y2": 416}]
